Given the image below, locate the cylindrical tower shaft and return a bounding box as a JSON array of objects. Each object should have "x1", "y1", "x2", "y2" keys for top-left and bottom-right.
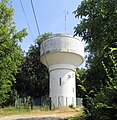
[{"x1": 49, "y1": 64, "x2": 76, "y2": 107}]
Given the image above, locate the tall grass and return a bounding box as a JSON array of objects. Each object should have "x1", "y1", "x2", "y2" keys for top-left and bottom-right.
[{"x1": 0, "y1": 106, "x2": 31, "y2": 116}]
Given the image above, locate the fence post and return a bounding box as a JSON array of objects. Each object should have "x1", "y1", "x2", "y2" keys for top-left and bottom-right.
[
  {"x1": 30, "y1": 97, "x2": 33, "y2": 110},
  {"x1": 49, "y1": 97, "x2": 51, "y2": 110}
]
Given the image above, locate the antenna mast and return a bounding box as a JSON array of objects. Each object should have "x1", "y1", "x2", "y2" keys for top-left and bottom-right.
[{"x1": 64, "y1": 10, "x2": 68, "y2": 33}]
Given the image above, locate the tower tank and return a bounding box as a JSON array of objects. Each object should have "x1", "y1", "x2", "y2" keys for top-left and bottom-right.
[{"x1": 40, "y1": 33, "x2": 84, "y2": 108}]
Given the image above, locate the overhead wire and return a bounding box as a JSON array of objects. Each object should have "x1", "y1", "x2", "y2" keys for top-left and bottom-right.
[
  {"x1": 19, "y1": 0, "x2": 34, "y2": 41},
  {"x1": 30, "y1": 0, "x2": 49, "y2": 69},
  {"x1": 30, "y1": 0, "x2": 41, "y2": 37}
]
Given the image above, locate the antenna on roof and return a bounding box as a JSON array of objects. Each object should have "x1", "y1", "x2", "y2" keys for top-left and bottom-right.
[{"x1": 64, "y1": 10, "x2": 68, "y2": 33}]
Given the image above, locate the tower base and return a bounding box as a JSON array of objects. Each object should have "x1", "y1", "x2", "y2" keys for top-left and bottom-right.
[{"x1": 49, "y1": 64, "x2": 76, "y2": 108}]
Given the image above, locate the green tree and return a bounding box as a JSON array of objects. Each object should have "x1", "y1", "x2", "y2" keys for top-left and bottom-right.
[
  {"x1": 15, "y1": 33, "x2": 51, "y2": 98},
  {"x1": 0, "y1": 0, "x2": 27, "y2": 106},
  {"x1": 74, "y1": 0, "x2": 117, "y2": 119},
  {"x1": 76, "y1": 68, "x2": 86, "y2": 98}
]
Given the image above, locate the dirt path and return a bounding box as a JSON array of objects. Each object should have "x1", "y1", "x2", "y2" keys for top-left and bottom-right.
[
  {"x1": 1, "y1": 112, "x2": 78, "y2": 120},
  {"x1": 0, "y1": 107, "x2": 83, "y2": 120},
  {"x1": 1, "y1": 108, "x2": 82, "y2": 120}
]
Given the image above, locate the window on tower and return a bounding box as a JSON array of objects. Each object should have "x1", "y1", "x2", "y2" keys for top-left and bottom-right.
[{"x1": 59, "y1": 78, "x2": 62, "y2": 86}]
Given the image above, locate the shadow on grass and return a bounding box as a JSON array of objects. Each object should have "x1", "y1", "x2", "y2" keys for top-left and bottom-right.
[
  {"x1": 16, "y1": 116, "x2": 94, "y2": 120},
  {"x1": 16, "y1": 117, "x2": 64, "y2": 120}
]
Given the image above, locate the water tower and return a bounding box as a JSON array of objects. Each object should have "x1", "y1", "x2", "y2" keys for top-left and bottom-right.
[{"x1": 40, "y1": 33, "x2": 84, "y2": 108}]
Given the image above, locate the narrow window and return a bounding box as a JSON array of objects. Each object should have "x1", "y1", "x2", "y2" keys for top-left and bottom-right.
[{"x1": 59, "y1": 78, "x2": 61, "y2": 86}]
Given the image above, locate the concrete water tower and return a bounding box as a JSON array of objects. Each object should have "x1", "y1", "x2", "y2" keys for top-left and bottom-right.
[{"x1": 40, "y1": 33, "x2": 84, "y2": 108}]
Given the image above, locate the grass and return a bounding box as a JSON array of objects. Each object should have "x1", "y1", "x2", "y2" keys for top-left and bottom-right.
[
  {"x1": 0, "y1": 106, "x2": 31, "y2": 117},
  {"x1": 0, "y1": 106, "x2": 84, "y2": 118}
]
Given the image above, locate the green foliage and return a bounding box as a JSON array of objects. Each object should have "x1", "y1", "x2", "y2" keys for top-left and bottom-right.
[
  {"x1": 0, "y1": 0, "x2": 27, "y2": 106},
  {"x1": 36, "y1": 32, "x2": 52, "y2": 44},
  {"x1": 15, "y1": 33, "x2": 52, "y2": 98},
  {"x1": 69, "y1": 104, "x2": 74, "y2": 109},
  {"x1": 74, "y1": 0, "x2": 117, "y2": 119},
  {"x1": 74, "y1": 0, "x2": 116, "y2": 54},
  {"x1": 76, "y1": 69, "x2": 86, "y2": 97}
]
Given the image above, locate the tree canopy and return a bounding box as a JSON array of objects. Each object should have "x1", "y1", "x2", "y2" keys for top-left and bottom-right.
[
  {"x1": 0, "y1": 0, "x2": 27, "y2": 106},
  {"x1": 15, "y1": 33, "x2": 52, "y2": 98},
  {"x1": 74, "y1": 0, "x2": 117, "y2": 119}
]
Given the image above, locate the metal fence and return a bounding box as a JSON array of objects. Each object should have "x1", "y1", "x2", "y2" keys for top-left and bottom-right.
[
  {"x1": 76, "y1": 98, "x2": 83, "y2": 106},
  {"x1": 15, "y1": 96, "x2": 83, "y2": 109},
  {"x1": 15, "y1": 96, "x2": 50, "y2": 109},
  {"x1": 51, "y1": 97, "x2": 83, "y2": 108}
]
